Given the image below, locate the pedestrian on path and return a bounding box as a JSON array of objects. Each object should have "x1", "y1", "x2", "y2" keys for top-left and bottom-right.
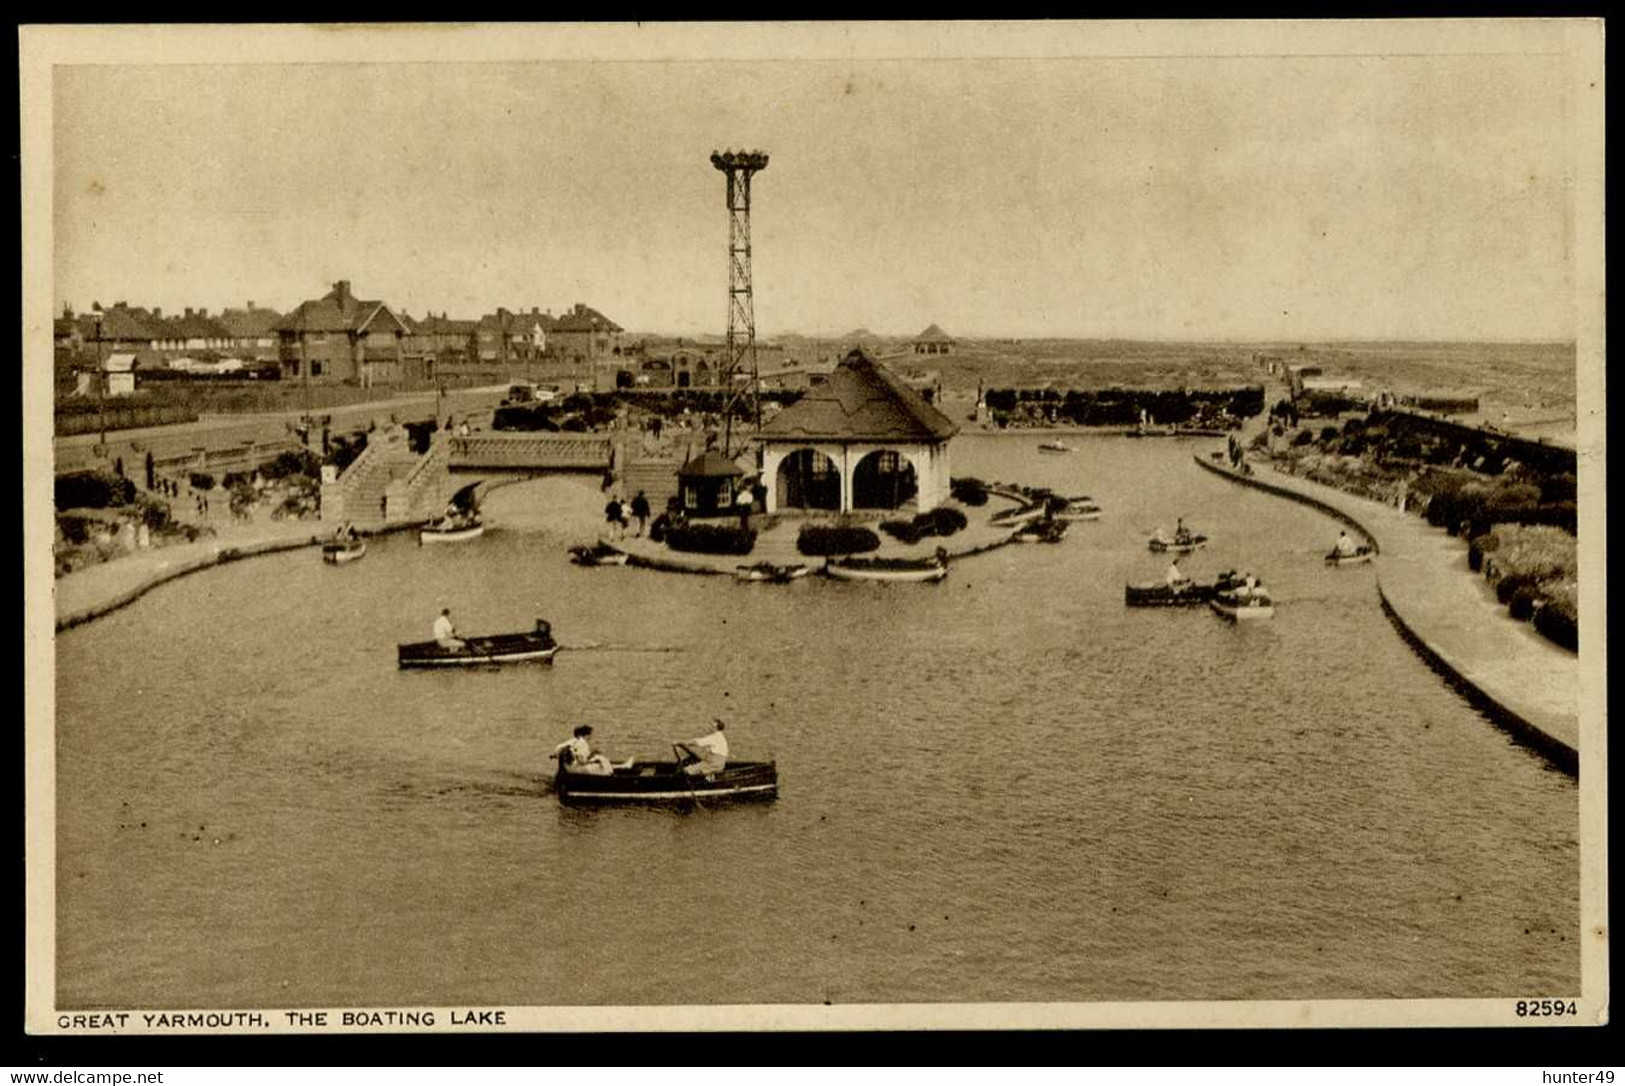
[
  {"x1": 630, "y1": 491, "x2": 650, "y2": 537},
  {"x1": 605, "y1": 495, "x2": 626, "y2": 541}
]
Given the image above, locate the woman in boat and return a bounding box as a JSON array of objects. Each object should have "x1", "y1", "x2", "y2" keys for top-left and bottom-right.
[
  {"x1": 1165, "y1": 558, "x2": 1187, "y2": 587},
  {"x1": 1175, "y1": 517, "x2": 1191, "y2": 545},
  {"x1": 556, "y1": 724, "x2": 617, "y2": 776}
]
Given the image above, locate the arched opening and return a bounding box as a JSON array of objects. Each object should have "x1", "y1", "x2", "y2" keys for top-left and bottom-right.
[
  {"x1": 676, "y1": 369, "x2": 691, "y2": 388},
  {"x1": 852, "y1": 449, "x2": 918, "y2": 510},
  {"x1": 775, "y1": 449, "x2": 841, "y2": 511}
]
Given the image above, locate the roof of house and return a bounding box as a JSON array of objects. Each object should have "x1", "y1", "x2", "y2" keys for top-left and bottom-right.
[
  {"x1": 411, "y1": 313, "x2": 479, "y2": 335},
  {"x1": 476, "y1": 308, "x2": 555, "y2": 333},
  {"x1": 678, "y1": 449, "x2": 747, "y2": 478},
  {"x1": 219, "y1": 306, "x2": 284, "y2": 339},
  {"x1": 756, "y1": 349, "x2": 960, "y2": 444},
  {"x1": 551, "y1": 303, "x2": 623, "y2": 334},
  {"x1": 915, "y1": 323, "x2": 953, "y2": 342},
  {"x1": 83, "y1": 306, "x2": 160, "y2": 342},
  {"x1": 170, "y1": 311, "x2": 232, "y2": 340},
  {"x1": 274, "y1": 282, "x2": 408, "y2": 335},
  {"x1": 102, "y1": 353, "x2": 138, "y2": 372}
]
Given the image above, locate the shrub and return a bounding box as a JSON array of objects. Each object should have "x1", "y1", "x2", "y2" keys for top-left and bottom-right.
[
  {"x1": 880, "y1": 519, "x2": 923, "y2": 545},
  {"x1": 189, "y1": 471, "x2": 216, "y2": 491},
  {"x1": 797, "y1": 524, "x2": 881, "y2": 557},
  {"x1": 1320, "y1": 425, "x2": 1341, "y2": 443},
  {"x1": 1507, "y1": 583, "x2": 1544, "y2": 622},
  {"x1": 1467, "y1": 532, "x2": 1500, "y2": 573},
  {"x1": 54, "y1": 470, "x2": 135, "y2": 511},
  {"x1": 879, "y1": 507, "x2": 968, "y2": 545},
  {"x1": 1484, "y1": 524, "x2": 1578, "y2": 586},
  {"x1": 1291, "y1": 429, "x2": 1316, "y2": 447},
  {"x1": 664, "y1": 523, "x2": 755, "y2": 556},
  {"x1": 923, "y1": 506, "x2": 968, "y2": 535},
  {"x1": 950, "y1": 477, "x2": 989, "y2": 506},
  {"x1": 1534, "y1": 584, "x2": 1578, "y2": 650}
]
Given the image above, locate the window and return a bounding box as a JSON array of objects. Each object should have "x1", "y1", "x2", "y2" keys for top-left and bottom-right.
[{"x1": 312, "y1": 361, "x2": 325, "y2": 377}]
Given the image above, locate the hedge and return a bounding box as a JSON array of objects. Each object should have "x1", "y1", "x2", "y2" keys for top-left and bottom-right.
[
  {"x1": 663, "y1": 523, "x2": 756, "y2": 556},
  {"x1": 55, "y1": 470, "x2": 135, "y2": 511},
  {"x1": 879, "y1": 507, "x2": 969, "y2": 545},
  {"x1": 950, "y1": 477, "x2": 989, "y2": 507},
  {"x1": 189, "y1": 471, "x2": 217, "y2": 491},
  {"x1": 1534, "y1": 586, "x2": 1578, "y2": 650},
  {"x1": 797, "y1": 525, "x2": 881, "y2": 557}
]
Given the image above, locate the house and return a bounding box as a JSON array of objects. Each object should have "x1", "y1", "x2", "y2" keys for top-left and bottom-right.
[
  {"x1": 677, "y1": 448, "x2": 747, "y2": 516},
  {"x1": 753, "y1": 348, "x2": 959, "y2": 514},
  {"x1": 406, "y1": 312, "x2": 480, "y2": 369},
  {"x1": 912, "y1": 324, "x2": 954, "y2": 355},
  {"x1": 79, "y1": 303, "x2": 162, "y2": 362},
  {"x1": 549, "y1": 303, "x2": 623, "y2": 362},
  {"x1": 274, "y1": 280, "x2": 411, "y2": 386},
  {"x1": 218, "y1": 302, "x2": 284, "y2": 362},
  {"x1": 476, "y1": 307, "x2": 553, "y2": 364}
]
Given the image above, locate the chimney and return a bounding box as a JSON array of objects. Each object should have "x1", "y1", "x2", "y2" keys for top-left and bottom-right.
[
  {"x1": 247, "y1": 300, "x2": 255, "y2": 310},
  {"x1": 531, "y1": 307, "x2": 540, "y2": 317},
  {"x1": 333, "y1": 280, "x2": 352, "y2": 306},
  {"x1": 152, "y1": 307, "x2": 162, "y2": 319},
  {"x1": 185, "y1": 307, "x2": 195, "y2": 319}
]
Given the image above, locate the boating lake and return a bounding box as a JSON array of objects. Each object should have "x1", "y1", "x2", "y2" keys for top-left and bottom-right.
[{"x1": 54, "y1": 434, "x2": 1579, "y2": 1008}]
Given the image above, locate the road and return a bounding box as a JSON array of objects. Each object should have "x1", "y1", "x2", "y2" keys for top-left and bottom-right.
[{"x1": 53, "y1": 384, "x2": 513, "y2": 475}]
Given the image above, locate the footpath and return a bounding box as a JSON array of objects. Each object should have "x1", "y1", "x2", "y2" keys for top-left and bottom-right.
[{"x1": 1195, "y1": 452, "x2": 1579, "y2": 773}]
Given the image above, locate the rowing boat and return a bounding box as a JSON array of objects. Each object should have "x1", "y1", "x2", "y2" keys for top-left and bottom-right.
[
  {"x1": 735, "y1": 562, "x2": 810, "y2": 583},
  {"x1": 554, "y1": 751, "x2": 778, "y2": 806},
  {"x1": 570, "y1": 543, "x2": 630, "y2": 566},
  {"x1": 1325, "y1": 546, "x2": 1374, "y2": 566},
  {"x1": 322, "y1": 538, "x2": 367, "y2": 564},
  {"x1": 1148, "y1": 534, "x2": 1207, "y2": 554},
  {"x1": 420, "y1": 518, "x2": 484, "y2": 544},
  {"x1": 1211, "y1": 588, "x2": 1275, "y2": 621},
  {"x1": 825, "y1": 555, "x2": 949, "y2": 583},
  {"x1": 397, "y1": 620, "x2": 558, "y2": 668}
]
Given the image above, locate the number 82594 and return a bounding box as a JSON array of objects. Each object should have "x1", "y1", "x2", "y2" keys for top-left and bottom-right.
[{"x1": 1515, "y1": 999, "x2": 1579, "y2": 1018}]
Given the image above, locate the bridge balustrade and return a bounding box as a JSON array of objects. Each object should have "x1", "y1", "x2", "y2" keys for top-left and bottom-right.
[{"x1": 448, "y1": 433, "x2": 613, "y2": 471}]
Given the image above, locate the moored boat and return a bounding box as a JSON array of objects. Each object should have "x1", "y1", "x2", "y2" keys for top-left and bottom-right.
[
  {"x1": 570, "y1": 543, "x2": 630, "y2": 566},
  {"x1": 1052, "y1": 497, "x2": 1102, "y2": 521},
  {"x1": 553, "y1": 750, "x2": 779, "y2": 805},
  {"x1": 825, "y1": 554, "x2": 949, "y2": 583},
  {"x1": 322, "y1": 538, "x2": 367, "y2": 564},
  {"x1": 1211, "y1": 588, "x2": 1275, "y2": 621},
  {"x1": 734, "y1": 561, "x2": 810, "y2": 583},
  {"x1": 397, "y1": 620, "x2": 559, "y2": 668},
  {"x1": 1037, "y1": 440, "x2": 1072, "y2": 453},
  {"x1": 990, "y1": 504, "x2": 1046, "y2": 528}
]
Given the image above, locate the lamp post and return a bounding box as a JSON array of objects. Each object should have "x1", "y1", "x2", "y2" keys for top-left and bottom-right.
[{"x1": 90, "y1": 310, "x2": 107, "y2": 450}]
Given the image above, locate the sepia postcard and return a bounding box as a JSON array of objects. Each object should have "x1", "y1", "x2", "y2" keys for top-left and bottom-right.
[{"x1": 22, "y1": 20, "x2": 1606, "y2": 1035}]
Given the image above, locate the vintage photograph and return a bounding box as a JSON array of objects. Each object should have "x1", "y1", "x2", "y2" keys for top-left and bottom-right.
[{"x1": 23, "y1": 21, "x2": 1604, "y2": 1032}]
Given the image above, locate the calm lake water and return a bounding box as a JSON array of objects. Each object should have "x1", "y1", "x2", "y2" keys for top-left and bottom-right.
[{"x1": 55, "y1": 434, "x2": 1578, "y2": 1008}]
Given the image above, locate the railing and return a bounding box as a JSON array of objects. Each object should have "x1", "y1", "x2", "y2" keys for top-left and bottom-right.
[{"x1": 448, "y1": 433, "x2": 612, "y2": 470}]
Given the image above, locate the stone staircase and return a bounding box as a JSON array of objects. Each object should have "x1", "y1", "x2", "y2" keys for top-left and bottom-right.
[
  {"x1": 321, "y1": 425, "x2": 448, "y2": 530},
  {"x1": 618, "y1": 457, "x2": 682, "y2": 510}
]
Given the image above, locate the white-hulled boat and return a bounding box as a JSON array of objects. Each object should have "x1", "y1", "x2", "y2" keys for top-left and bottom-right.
[
  {"x1": 1037, "y1": 440, "x2": 1072, "y2": 454},
  {"x1": 1012, "y1": 519, "x2": 1068, "y2": 544},
  {"x1": 1211, "y1": 588, "x2": 1275, "y2": 621},
  {"x1": 322, "y1": 537, "x2": 367, "y2": 564},
  {"x1": 421, "y1": 482, "x2": 485, "y2": 544},
  {"x1": 1053, "y1": 497, "x2": 1102, "y2": 522},
  {"x1": 1148, "y1": 534, "x2": 1206, "y2": 554},
  {"x1": 420, "y1": 517, "x2": 484, "y2": 544},
  {"x1": 825, "y1": 554, "x2": 949, "y2": 583},
  {"x1": 735, "y1": 562, "x2": 810, "y2": 583}
]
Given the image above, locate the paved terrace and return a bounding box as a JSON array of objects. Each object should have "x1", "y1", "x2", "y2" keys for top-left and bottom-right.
[
  {"x1": 1195, "y1": 452, "x2": 1579, "y2": 773},
  {"x1": 610, "y1": 498, "x2": 1028, "y2": 576}
]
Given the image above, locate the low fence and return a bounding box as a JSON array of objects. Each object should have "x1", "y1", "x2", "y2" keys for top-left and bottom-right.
[
  {"x1": 449, "y1": 433, "x2": 613, "y2": 471},
  {"x1": 55, "y1": 400, "x2": 199, "y2": 436}
]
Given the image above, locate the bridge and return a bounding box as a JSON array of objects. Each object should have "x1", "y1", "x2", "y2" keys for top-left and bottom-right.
[{"x1": 446, "y1": 432, "x2": 613, "y2": 473}]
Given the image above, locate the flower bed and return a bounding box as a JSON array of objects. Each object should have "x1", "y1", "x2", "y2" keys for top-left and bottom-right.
[
  {"x1": 1471, "y1": 524, "x2": 1578, "y2": 649},
  {"x1": 797, "y1": 524, "x2": 881, "y2": 557}
]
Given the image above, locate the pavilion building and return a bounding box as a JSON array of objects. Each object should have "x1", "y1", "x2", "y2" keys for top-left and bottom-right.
[{"x1": 753, "y1": 348, "x2": 959, "y2": 515}]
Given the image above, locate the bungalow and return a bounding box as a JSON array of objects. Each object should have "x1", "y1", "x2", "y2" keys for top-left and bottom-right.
[
  {"x1": 754, "y1": 348, "x2": 959, "y2": 514},
  {"x1": 275, "y1": 280, "x2": 411, "y2": 386}
]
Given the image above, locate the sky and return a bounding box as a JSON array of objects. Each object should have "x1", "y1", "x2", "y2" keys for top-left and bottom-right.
[{"x1": 50, "y1": 33, "x2": 1582, "y2": 341}]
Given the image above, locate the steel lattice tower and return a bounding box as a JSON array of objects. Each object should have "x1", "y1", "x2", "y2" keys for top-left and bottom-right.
[{"x1": 710, "y1": 149, "x2": 769, "y2": 456}]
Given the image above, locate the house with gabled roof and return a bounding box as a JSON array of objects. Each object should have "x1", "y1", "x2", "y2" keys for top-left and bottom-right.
[
  {"x1": 274, "y1": 280, "x2": 411, "y2": 386},
  {"x1": 753, "y1": 348, "x2": 959, "y2": 514},
  {"x1": 912, "y1": 323, "x2": 955, "y2": 355},
  {"x1": 218, "y1": 302, "x2": 284, "y2": 362},
  {"x1": 476, "y1": 307, "x2": 553, "y2": 364},
  {"x1": 550, "y1": 302, "x2": 623, "y2": 361}
]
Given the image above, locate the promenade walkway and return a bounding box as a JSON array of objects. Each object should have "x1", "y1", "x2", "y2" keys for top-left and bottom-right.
[{"x1": 1195, "y1": 452, "x2": 1579, "y2": 773}]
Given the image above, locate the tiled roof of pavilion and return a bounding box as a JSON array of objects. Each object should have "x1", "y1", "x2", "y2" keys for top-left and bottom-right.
[{"x1": 755, "y1": 349, "x2": 959, "y2": 443}]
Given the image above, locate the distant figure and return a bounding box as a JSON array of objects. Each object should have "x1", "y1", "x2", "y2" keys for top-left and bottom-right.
[
  {"x1": 144, "y1": 451, "x2": 155, "y2": 491},
  {"x1": 678, "y1": 720, "x2": 729, "y2": 777},
  {"x1": 1174, "y1": 517, "x2": 1190, "y2": 545},
  {"x1": 735, "y1": 487, "x2": 753, "y2": 531},
  {"x1": 605, "y1": 496, "x2": 625, "y2": 540},
  {"x1": 432, "y1": 608, "x2": 465, "y2": 651},
  {"x1": 1151, "y1": 525, "x2": 1171, "y2": 546},
  {"x1": 458, "y1": 420, "x2": 470, "y2": 437},
  {"x1": 1165, "y1": 559, "x2": 1186, "y2": 587},
  {"x1": 630, "y1": 491, "x2": 651, "y2": 537},
  {"x1": 114, "y1": 457, "x2": 124, "y2": 478},
  {"x1": 1333, "y1": 530, "x2": 1358, "y2": 557},
  {"x1": 379, "y1": 494, "x2": 389, "y2": 522}
]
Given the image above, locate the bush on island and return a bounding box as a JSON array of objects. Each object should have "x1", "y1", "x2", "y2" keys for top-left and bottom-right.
[
  {"x1": 950, "y1": 477, "x2": 989, "y2": 507},
  {"x1": 1291, "y1": 429, "x2": 1316, "y2": 447},
  {"x1": 1507, "y1": 583, "x2": 1545, "y2": 622},
  {"x1": 189, "y1": 471, "x2": 217, "y2": 492},
  {"x1": 664, "y1": 523, "x2": 756, "y2": 556},
  {"x1": 797, "y1": 524, "x2": 881, "y2": 557},
  {"x1": 879, "y1": 507, "x2": 968, "y2": 545}
]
